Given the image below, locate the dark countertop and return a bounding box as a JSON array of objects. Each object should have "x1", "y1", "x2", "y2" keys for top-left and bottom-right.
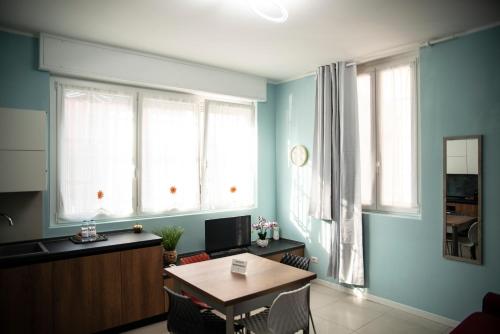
[
  {"x1": 0, "y1": 230, "x2": 161, "y2": 268},
  {"x1": 247, "y1": 238, "x2": 305, "y2": 257}
]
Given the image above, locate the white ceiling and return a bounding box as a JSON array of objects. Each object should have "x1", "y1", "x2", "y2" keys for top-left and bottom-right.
[{"x1": 0, "y1": 0, "x2": 499, "y2": 82}]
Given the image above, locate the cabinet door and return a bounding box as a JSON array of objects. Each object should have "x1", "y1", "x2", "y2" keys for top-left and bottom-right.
[
  {"x1": 466, "y1": 139, "x2": 479, "y2": 174},
  {"x1": 0, "y1": 108, "x2": 46, "y2": 150},
  {"x1": 52, "y1": 252, "x2": 122, "y2": 334},
  {"x1": 0, "y1": 262, "x2": 53, "y2": 334},
  {"x1": 0, "y1": 150, "x2": 47, "y2": 192},
  {"x1": 121, "y1": 246, "x2": 165, "y2": 322}
]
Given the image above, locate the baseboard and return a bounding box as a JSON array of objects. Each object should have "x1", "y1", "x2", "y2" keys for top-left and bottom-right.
[{"x1": 313, "y1": 278, "x2": 459, "y2": 328}]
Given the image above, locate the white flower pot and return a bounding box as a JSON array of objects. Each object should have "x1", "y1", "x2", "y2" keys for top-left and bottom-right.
[
  {"x1": 256, "y1": 238, "x2": 269, "y2": 247},
  {"x1": 273, "y1": 227, "x2": 280, "y2": 240}
]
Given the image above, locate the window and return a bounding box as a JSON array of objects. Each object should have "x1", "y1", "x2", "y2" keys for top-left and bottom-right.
[
  {"x1": 202, "y1": 101, "x2": 256, "y2": 210},
  {"x1": 140, "y1": 94, "x2": 201, "y2": 214},
  {"x1": 53, "y1": 78, "x2": 256, "y2": 223},
  {"x1": 357, "y1": 55, "x2": 419, "y2": 214}
]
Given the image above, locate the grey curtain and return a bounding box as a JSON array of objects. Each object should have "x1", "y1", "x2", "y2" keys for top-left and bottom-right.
[{"x1": 309, "y1": 62, "x2": 364, "y2": 286}]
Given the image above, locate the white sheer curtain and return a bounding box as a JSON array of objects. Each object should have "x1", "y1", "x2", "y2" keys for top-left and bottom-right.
[
  {"x1": 202, "y1": 101, "x2": 256, "y2": 210},
  {"x1": 378, "y1": 62, "x2": 418, "y2": 210},
  {"x1": 57, "y1": 84, "x2": 135, "y2": 220},
  {"x1": 140, "y1": 94, "x2": 201, "y2": 213},
  {"x1": 357, "y1": 73, "x2": 375, "y2": 208}
]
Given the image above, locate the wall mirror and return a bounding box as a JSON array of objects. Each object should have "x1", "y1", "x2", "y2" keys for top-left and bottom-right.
[{"x1": 443, "y1": 135, "x2": 482, "y2": 264}]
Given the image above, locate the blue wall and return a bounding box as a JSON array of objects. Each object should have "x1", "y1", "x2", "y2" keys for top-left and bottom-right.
[
  {"x1": 3, "y1": 25, "x2": 500, "y2": 321},
  {"x1": 0, "y1": 30, "x2": 277, "y2": 253},
  {"x1": 275, "y1": 26, "x2": 500, "y2": 321}
]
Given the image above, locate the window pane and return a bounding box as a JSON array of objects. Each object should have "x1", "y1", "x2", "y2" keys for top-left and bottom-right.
[
  {"x1": 58, "y1": 85, "x2": 135, "y2": 220},
  {"x1": 140, "y1": 95, "x2": 200, "y2": 213},
  {"x1": 378, "y1": 63, "x2": 417, "y2": 209},
  {"x1": 357, "y1": 73, "x2": 374, "y2": 207},
  {"x1": 202, "y1": 101, "x2": 256, "y2": 210}
]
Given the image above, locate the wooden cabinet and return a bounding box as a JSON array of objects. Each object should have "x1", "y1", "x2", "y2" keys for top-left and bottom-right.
[
  {"x1": 0, "y1": 262, "x2": 53, "y2": 334},
  {"x1": 121, "y1": 246, "x2": 164, "y2": 322},
  {"x1": 446, "y1": 138, "x2": 479, "y2": 175},
  {"x1": 264, "y1": 247, "x2": 305, "y2": 262},
  {"x1": 0, "y1": 108, "x2": 47, "y2": 192},
  {"x1": 447, "y1": 202, "x2": 478, "y2": 217},
  {"x1": 0, "y1": 245, "x2": 164, "y2": 334},
  {"x1": 52, "y1": 252, "x2": 123, "y2": 334}
]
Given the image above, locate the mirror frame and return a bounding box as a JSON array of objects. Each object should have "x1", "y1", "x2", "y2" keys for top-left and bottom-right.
[{"x1": 442, "y1": 135, "x2": 482, "y2": 264}]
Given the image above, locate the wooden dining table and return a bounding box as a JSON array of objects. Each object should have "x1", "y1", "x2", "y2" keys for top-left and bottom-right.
[
  {"x1": 165, "y1": 252, "x2": 317, "y2": 334},
  {"x1": 446, "y1": 214, "x2": 477, "y2": 256}
]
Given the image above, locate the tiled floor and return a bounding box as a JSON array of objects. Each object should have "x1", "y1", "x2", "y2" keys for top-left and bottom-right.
[{"x1": 125, "y1": 282, "x2": 452, "y2": 334}]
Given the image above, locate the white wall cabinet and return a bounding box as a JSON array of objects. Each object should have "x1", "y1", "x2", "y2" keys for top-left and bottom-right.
[
  {"x1": 446, "y1": 138, "x2": 479, "y2": 175},
  {"x1": 0, "y1": 108, "x2": 47, "y2": 192}
]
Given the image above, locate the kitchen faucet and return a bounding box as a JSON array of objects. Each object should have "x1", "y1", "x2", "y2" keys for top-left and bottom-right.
[{"x1": 0, "y1": 213, "x2": 13, "y2": 226}]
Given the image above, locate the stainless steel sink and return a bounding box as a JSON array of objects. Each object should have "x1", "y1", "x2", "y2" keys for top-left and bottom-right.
[{"x1": 0, "y1": 241, "x2": 48, "y2": 259}]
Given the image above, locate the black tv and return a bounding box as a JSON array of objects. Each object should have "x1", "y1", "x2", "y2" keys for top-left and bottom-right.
[
  {"x1": 205, "y1": 215, "x2": 251, "y2": 253},
  {"x1": 447, "y1": 174, "x2": 478, "y2": 199}
]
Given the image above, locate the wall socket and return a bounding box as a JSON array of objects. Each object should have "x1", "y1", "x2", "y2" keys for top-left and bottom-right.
[{"x1": 310, "y1": 256, "x2": 319, "y2": 263}]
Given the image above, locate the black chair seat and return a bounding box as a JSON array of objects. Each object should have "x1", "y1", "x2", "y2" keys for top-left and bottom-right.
[{"x1": 165, "y1": 286, "x2": 243, "y2": 334}]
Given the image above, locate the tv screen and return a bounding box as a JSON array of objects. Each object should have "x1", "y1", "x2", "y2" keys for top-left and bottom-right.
[
  {"x1": 447, "y1": 174, "x2": 478, "y2": 199},
  {"x1": 205, "y1": 215, "x2": 251, "y2": 253}
]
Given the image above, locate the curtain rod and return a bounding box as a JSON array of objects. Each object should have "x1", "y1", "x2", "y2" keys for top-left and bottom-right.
[
  {"x1": 346, "y1": 21, "x2": 500, "y2": 67},
  {"x1": 273, "y1": 21, "x2": 500, "y2": 84}
]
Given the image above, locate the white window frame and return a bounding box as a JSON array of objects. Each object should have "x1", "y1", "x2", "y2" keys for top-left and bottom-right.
[
  {"x1": 49, "y1": 76, "x2": 257, "y2": 225},
  {"x1": 357, "y1": 53, "x2": 420, "y2": 215}
]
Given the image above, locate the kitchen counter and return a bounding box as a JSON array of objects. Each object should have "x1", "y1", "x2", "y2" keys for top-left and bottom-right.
[
  {"x1": 247, "y1": 238, "x2": 305, "y2": 257},
  {"x1": 0, "y1": 230, "x2": 161, "y2": 268}
]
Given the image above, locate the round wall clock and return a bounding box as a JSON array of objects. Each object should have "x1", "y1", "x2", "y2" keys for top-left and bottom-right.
[{"x1": 290, "y1": 145, "x2": 308, "y2": 166}]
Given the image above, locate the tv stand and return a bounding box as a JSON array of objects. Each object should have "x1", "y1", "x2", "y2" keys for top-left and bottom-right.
[{"x1": 209, "y1": 247, "x2": 249, "y2": 259}]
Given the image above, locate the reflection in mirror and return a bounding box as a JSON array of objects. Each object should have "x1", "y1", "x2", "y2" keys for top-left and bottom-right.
[{"x1": 443, "y1": 136, "x2": 482, "y2": 264}]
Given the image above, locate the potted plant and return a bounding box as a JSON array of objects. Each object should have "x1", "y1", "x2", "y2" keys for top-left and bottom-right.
[
  {"x1": 253, "y1": 216, "x2": 270, "y2": 247},
  {"x1": 155, "y1": 226, "x2": 184, "y2": 265}
]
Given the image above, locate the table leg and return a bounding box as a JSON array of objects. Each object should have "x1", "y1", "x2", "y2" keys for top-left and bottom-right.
[
  {"x1": 452, "y1": 226, "x2": 458, "y2": 256},
  {"x1": 226, "y1": 305, "x2": 235, "y2": 334},
  {"x1": 173, "y1": 279, "x2": 181, "y2": 293}
]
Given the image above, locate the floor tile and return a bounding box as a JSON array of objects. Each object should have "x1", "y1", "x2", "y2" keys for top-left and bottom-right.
[
  {"x1": 338, "y1": 294, "x2": 392, "y2": 314},
  {"x1": 310, "y1": 288, "x2": 344, "y2": 310},
  {"x1": 125, "y1": 282, "x2": 453, "y2": 334},
  {"x1": 311, "y1": 314, "x2": 353, "y2": 334},
  {"x1": 313, "y1": 299, "x2": 384, "y2": 330},
  {"x1": 386, "y1": 309, "x2": 452, "y2": 333},
  {"x1": 355, "y1": 314, "x2": 441, "y2": 334},
  {"x1": 123, "y1": 321, "x2": 167, "y2": 334}
]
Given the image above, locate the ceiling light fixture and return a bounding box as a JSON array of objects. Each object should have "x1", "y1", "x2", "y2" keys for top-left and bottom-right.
[{"x1": 249, "y1": 0, "x2": 288, "y2": 23}]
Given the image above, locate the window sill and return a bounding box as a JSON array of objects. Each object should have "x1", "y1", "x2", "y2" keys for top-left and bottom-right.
[
  {"x1": 51, "y1": 205, "x2": 258, "y2": 227},
  {"x1": 361, "y1": 210, "x2": 422, "y2": 221}
]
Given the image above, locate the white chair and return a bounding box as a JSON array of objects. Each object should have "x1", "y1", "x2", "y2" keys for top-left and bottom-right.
[
  {"x1": 238, "y1": 283, "x2": 315, "y2": 334},
  {"x1": 459, "y1": 221, "x2": 479, "y2": 260}
]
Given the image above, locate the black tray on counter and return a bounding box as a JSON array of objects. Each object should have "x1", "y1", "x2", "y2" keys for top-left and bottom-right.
[{"x1": 69, "y1": 234, "x2": 108, "y2": 244}]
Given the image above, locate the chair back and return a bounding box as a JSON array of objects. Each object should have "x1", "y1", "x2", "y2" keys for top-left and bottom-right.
[
  {"x1": 280, "y1": 253, "x2": 310, "y2": 271},
  {"x1": 179, "y1": 252, "x2": 210, "y2": 265},
  {"x1": 267, "y1": 283, "x2": 310, "y2": 334},
  {"x1": 164, "y1": 286, "x2": 204, "y2": 334},
  {"x1": 468, "y1": 221, "x2": 479, "y2": 244}
]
